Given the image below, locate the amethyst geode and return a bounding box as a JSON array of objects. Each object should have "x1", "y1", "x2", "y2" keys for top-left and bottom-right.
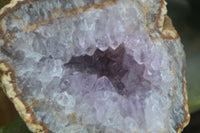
[{"x1": 0, "y1": 0, "x2": 190, "y2": 133}]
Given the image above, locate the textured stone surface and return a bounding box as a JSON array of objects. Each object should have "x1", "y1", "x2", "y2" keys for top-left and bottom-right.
[{"x1": 0, "y1": 0, "x2": 189, "y2": 133}]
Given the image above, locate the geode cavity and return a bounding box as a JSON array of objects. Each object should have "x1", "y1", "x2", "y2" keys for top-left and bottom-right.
[{"x1": 0, "y1": 0, "x2": 190, "y2": 133}]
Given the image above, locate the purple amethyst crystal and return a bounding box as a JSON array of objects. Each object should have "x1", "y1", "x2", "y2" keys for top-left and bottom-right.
[{"x1": 0, "y1": 0, "x2": 189, "y2": 133}]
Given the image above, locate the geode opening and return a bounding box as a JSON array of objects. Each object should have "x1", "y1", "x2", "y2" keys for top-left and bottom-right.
[
  {"x1": 65, "y1": 45, "x2": 129, "y2": 96},
  {"x1": 0, "y1": 0, "x2": 190, "y2": 133}
]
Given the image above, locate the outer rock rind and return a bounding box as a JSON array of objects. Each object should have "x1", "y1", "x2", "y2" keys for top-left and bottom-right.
[
  {"x1": 0, "y1": 61, "x2": 48, "y2": 133},
  {"x1": 0, "y1": 0, "x2": 34, "y2": 38},
  {"x1": 0, "y1": 0, "x2": 190, "y2": 133},
  {"x1": 155, "y1": 0, "x2": 179, "y2": 39},
  {"x1": 176, "y1": 68, "x2": 190, "y2": 133},
  {"x1": 140, "y1": 0, "x2": 190, "y2": 130}
]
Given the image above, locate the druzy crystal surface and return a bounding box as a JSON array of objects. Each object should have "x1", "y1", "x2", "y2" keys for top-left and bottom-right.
[{"x1": 0, "y1": 0, "x2": 189, "y2": 133}]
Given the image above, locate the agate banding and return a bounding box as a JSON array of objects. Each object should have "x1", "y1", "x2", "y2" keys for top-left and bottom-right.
[{"x1": 0, "y1": 0, "x2": 190, "y2": 133}]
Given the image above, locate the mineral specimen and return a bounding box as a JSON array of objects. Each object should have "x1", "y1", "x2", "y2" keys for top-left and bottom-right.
[{"x1": 0, "y1": 0, "x2": 190, "y2": 133}]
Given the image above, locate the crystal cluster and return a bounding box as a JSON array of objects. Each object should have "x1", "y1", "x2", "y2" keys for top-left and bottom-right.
[{"x1": 0, "y1": 0, "x2": 189, "y2": 133}]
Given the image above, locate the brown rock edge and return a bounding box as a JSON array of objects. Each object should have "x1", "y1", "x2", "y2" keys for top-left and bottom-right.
[
  {"x1": 0, "y1": 61, "x2": 48, "y2": 133},
  {"x1": 0, "y1": 0, "x2": 190, "y2": 133}
]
